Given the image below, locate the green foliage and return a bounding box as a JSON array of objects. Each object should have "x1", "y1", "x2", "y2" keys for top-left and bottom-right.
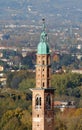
[
  {"x1": 0, "y1": 71, "x2": 82, "y2": 129},
  {"x1": 21, "y1": 52, "x2": 36, "y2": 69},
  {"x1": 0, "y1": 108, "x2": 32, "y2": 130},
  {"x1": 54, "y1": 108, "x2": 82, "y2": 130},
  {"x1": 0, "y1": 89, "x2": 32, "y2": 115},
  {"x1": 6, "y1": 71, "x2": 82, "y2": 105},
  {"x1": 52, "y1": 73, "x2": 82, "y2": 98},
  {"x1": 52, "y1": 53, "x2": 81, "y2": 70},
  {"x1": 7, "y1": 70, "x2": 35, "y2": 90},
  {"x1": 2, "y1": 50, "x2": 18, "y2": 59},
  {"x1": 0, "y1": 88, "x2": 32, "y2": 130},
  {"x1": 55, "y1": 119, "x2": 67, "y2": 130},
  {"x1": 52, "y1": 54, "x2": 77, "y2": 70},
  {"x1": 18, "y1": 78, "x2": 35, "y2": 91}
]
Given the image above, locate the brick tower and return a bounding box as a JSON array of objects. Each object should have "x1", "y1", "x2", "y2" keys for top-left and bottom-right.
[{"x1": 32, "y1": 19, "x2": 54, "y2": 130}]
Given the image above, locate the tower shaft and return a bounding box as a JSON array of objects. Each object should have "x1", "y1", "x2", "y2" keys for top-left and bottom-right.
[
  {"x1": 36, "y1": 54, "x2": 51, "y2": 88},
  {"x1": 32, "y1": 20, "x2": 54, "y2": 130}
]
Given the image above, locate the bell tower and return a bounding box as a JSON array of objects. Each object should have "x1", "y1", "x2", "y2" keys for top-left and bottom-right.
[{"x1": 32, "y1": 19, "x2": 54, "y2": 130}]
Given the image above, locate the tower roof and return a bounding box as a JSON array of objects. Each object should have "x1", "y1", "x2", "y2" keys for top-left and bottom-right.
[{"x1": 37, "y1": 19, "x2": 50, "y2": 54}]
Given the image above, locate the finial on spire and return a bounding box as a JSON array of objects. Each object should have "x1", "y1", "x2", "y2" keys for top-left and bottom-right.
[
  {"x1": 42, "y1": 18, "x2": 45, "y2": 22},
  {"x1": 42, "y1": 18, "x2": 45, "y2": 31},
  {"x1": 40, "y1": 18, "x2": 48, "y2": 43}
]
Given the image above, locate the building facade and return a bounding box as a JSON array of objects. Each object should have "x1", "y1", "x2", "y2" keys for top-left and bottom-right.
[{"x1": 32, "y1": 20, "x2": 54, "y2": 130}]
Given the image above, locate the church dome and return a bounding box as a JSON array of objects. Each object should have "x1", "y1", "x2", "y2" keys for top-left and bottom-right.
[
  {"x1": 37, "y1": 41, "x2": 49, "y2": 54},
  {"x1": 37, "y1": 19, "x2": 50, "y2": 54}
]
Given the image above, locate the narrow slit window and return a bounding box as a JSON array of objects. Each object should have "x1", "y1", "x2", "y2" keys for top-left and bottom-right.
[
  {"x1": 43, "y1": 82, "x2": 45, "y2": 87},
  {"x1": 43, "y1": 74, "x2": 44, "y2": 77},
  {"x1": 42, "y1": 60, "x2": 45, "y2": 65}
]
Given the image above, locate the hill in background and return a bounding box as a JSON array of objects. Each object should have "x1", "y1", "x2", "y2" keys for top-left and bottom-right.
[{"x1": 0, "y1": 0, "x2": 82, "y2": 25}]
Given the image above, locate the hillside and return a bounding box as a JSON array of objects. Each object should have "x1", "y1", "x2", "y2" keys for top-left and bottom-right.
[{"x1": 0, "y1": 0, "x2": 82, "y2": 25}]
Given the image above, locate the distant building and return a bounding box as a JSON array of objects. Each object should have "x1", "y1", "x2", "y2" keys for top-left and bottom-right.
[
  {"x1": 0, "y1": 66, "x2": 4, "y2": 71},
  {"x1": 0, "y1": 77, "x2": 6, "y2": 82},
  {"x1": 0, "y1": 74, "x2": 7, "y2": 87},
  {"x1": 0, "y1": 53, "x2": 3, "y2": 58},
  {"x1": 76, "y1": 54, "x2": 82, "y2": 60},
  {"x1": 22, "y1": 52, "x2": 27, "y2": 57},
  {"x1": 0, "y1": 33, "x2": 3, "y2": 40},
  {"x1": 54, "y1": 101, "x2": 75, "y2": 112},
  {"x1": 71, "y1": 69, "x2": 82, "y2": 74},
  {"x1": 77, "y1": 44, "x2": 82, "y2": 50}
]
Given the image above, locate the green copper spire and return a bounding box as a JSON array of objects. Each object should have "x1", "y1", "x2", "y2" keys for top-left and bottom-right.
[{"x1": 37, "y1": 19, "x2": 50, "y2": 54}]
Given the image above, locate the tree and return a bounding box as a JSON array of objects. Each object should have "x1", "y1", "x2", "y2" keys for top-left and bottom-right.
[
  {"x1": 0, "y1": 108, "x2": 32, "y2": 130},
  {"x1": 52, "y1": 73, "x2": 82, "y2": 98},
  {"x1": 7, "y1": 70, "x2": 35, "y2": 89}
]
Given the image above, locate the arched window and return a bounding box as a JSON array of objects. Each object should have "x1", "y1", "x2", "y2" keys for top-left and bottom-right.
[
  {"x1": 35, "y1": 95, "x2": 41, "y2": 109},
  {"x1": 46, "y1": 94, "x2": 51, "y2": 109}
]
